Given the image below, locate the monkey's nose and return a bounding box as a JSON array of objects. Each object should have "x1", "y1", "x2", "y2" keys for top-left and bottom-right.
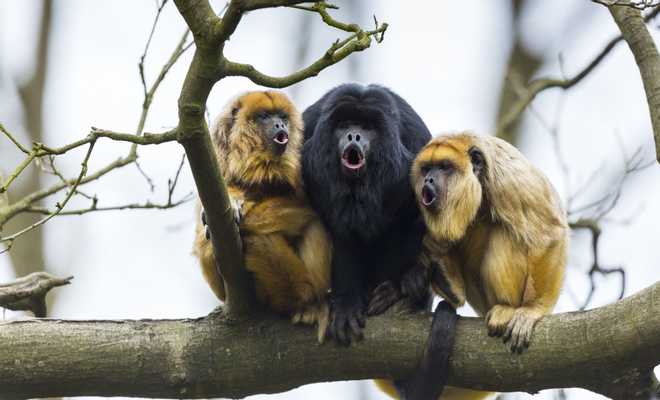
[{"x1": 421, "y1": 183, "x2": 437, "y2": 207}]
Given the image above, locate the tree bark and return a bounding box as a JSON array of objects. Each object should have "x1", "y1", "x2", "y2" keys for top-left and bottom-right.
[
  {"x1": 609, "y1": 5, "x2": 660, "y2": 163},
  {"x1": 0, "y1": 282, "x2": 657, "y2": 399}
]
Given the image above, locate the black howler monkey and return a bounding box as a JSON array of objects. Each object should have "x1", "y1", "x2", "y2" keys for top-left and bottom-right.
[{"x1": 302, "y1": 83, "x2": 433, "y2": 344}]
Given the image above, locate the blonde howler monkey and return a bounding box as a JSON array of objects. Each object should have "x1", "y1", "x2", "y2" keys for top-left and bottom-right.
[
  {"x1": 193, "y1": 91, "x2": 332, "y2": 340},
  {"x1": 372, "y1": 132, "x2": 567, "y2": 400},
  {"x1": 412, "y1": 132, "x2": 567, "y2": 352}
]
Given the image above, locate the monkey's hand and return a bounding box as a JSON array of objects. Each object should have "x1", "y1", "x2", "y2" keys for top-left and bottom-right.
[
  {"x1": 327, "y1": 293, "x2": 366, "y2": 346},
  {"x1": 229, "y1": 197, "x2": 243, "y2": 225},
  {"x1": 367, "y1": 281, "x2": 401, "y2": 316},
  {"x1": 486, "y1": 305, "x2": 542, "y2": 353},
  {"x1": 400, "y1": 262, "x2": 430, "y2": 306},
  {"x1": 368, "y1": 263, "x2": 429, "y2": 316},
  {"x1": 200, "y1": 197, "x2": 243, "y2": 241}
]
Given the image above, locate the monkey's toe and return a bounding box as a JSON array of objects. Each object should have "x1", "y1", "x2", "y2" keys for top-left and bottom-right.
[
  {"x1": 503, "y1": 309, "x2": 539, "y2": 353},
  {"x1": 367, "y1": 281, "x2": 402, "y2": 316},
  {"x1": 485, "y1": 305, "x2": 516, "y2": 337}
]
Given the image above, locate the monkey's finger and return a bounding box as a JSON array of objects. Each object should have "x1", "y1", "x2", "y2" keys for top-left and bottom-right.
[
  {"x1": 333, "y1": 317, "x2": 350, "y2": 346},
  {"x1": 205, "y1": 226, "x2": 211, "y2": 241},
  {"x1": 201, "y1": 210, "x2": 207, "y2": 225},
  {"x1": 349, "y1": 316, "x2": 364, "y2": 341}
]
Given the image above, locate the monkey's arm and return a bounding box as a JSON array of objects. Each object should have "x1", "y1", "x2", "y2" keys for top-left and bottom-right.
[
  {"x1": 193, "y1": 210, "x2": 226, "y2": 301},
  {"x1": 327, "y1": 237, "x2": 368, "y2": 345}
]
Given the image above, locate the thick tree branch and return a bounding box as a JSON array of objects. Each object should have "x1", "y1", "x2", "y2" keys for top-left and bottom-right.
[
  {"x1": 0, "y1": 282, "x2": 657, "y2": 399},
  {"x1": 0, "y1": 272, "x2": 72, "y2": 317},
  {"x1": 608, "y1": 5, "x2": 660, "y2": 163}
]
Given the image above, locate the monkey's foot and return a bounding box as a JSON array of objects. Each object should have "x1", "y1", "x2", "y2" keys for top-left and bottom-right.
[
  {"x1": 367, "y1": 281, "x2": 402, "y2": 316},
  {"x1": 486, "y1": 305, "x2": 541, "y2": 353},
  {"x1": 327, "y1": 294, "x2": 366, "y2": 345},
  {"x1": 485, "y1": 304, "x2": 516, "y2": 337},
  {"x1": 292, "y1": 302, "x2": 330, "y2": 343},
  {"x1": 502, "y1": 308, "x2": 542, "y2": 353}
]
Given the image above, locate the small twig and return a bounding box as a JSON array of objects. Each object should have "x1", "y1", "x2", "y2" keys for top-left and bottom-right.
[
  {"x1": 139, "y1": 0, "x2": 170, "y2": 101},
  {"x1": 0, "y1": 140, "x2": 96, "y2": 244},
  {"x1": 0, "y1": 272, "x2": 73, "y2": 317},
  {"x1": 23, "y1": 194, "x2": 193, "y2": 216},
  {"x1": 167, "y1": 153, "x2": 187, "y2": 203},
  {"x1": 592, "y1": 0, "x2": 660, "y2": 9},
  {"x1": 224, "y1": 2, "x2": 387, "y2": 88},
  {"x1": 135, "y1": 161, "x2": 156, "y2": 192},
  {"x1": 570, "y1": 219, "x2": 626, "y2": 310}
]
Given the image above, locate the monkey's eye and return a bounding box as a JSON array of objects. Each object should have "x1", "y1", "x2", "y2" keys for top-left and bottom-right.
[
  {"x1": 420, "y1": 165, "x2": 431, "y2": 175},
  {"x1": 256, "y1": 112, "x2": 269, "y2": 121},
  {"x1": 279, "y1": 112, "x2": 288, "y2": 121},
  {"x1": 436, "y1": 161, "x2": 454, "y2": 172}
]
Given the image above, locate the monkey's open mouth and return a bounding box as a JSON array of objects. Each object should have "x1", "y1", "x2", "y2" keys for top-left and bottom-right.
[
  {"x1": 342, "y1": 146, "x2": 365, "y2": 170},
  {"x1": 273, "y1": 131, "x2": 289, "y2": 146},
  {"x1": 421, "y1": 183, "x2": 436, "y2": 207}
]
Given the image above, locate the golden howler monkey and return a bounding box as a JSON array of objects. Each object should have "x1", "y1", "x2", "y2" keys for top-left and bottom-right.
[
  {"x1": 193, "y1": 91, "x2": 332, "y2": 339},
  {"x1": 412, "y1": 132, "x2": 567, "y2": 352},
  {"x1": 373, "y1": 132, "x2": 567, "y2": 400}
]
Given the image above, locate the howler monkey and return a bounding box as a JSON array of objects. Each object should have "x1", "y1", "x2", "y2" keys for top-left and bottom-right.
[
  {"x1": 193, "y1": 91, "x2": 332, "y2": 339},
  {"x1": 301, "y1": 83, "x2": 434, "y2": 344},
  {"x1": 412, "y1": 132, "x2": 567, "y2": 353}
]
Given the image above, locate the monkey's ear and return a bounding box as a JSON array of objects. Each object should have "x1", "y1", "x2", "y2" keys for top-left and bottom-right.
[{"x1": 468, "y1": 146, "x2": 485, "y2": 177}]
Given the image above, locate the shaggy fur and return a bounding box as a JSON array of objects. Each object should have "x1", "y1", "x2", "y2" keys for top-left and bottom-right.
[
  {"x1": 412, "y1": 132, "x2": 568, "y2": 352},
  {"x1": 301, "y1": 84, "x2": 432, "y2": 342},
  {"x1": 194, "y1": 91, "x2": 332, "y2": 340}
]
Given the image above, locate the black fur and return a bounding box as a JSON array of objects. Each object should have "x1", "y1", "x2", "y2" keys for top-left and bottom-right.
[
  {"x1": 395, "y1": 301, "x2": 458, "y2": 400},
  {"x1": 301, "y1": 84, "x2": 432, "y2": 344}
]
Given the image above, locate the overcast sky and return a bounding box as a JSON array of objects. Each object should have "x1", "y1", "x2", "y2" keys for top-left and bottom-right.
[{"x1": 1, "y1": 1, "x2": 659, "y2": 399}]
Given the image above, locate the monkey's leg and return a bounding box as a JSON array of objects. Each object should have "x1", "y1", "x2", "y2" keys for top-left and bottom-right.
[
  {"x1": 294, "y1": 219, "x2": 332, "y2": 341},
  {"x1": 327, "y1": 237, "x2": 368, "y2": 345},
  {"x1": 482, "y1": 228, "x2": 562, "y2": 353},
  {"x1": 501, "y1": 240, "x2": 566, "y2": 353},
  {"x1": 244, "y1": 234, "x2": 316, "y2": 315},
  {"x1": 395, "y1": 301, "x2": 458, "y2": 400}
]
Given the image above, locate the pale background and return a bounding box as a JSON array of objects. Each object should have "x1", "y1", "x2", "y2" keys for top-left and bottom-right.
[{"x1": 1, "y1": 1, "x2": 659, "y2": 399}]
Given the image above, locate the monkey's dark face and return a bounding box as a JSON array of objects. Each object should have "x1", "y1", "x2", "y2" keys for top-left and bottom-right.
[
  {"x1": 418, "y1": 160, "x2": 455, "y2": 212},
  {"x1": 254, "y1": 110, "x2": 290, "y2": 156},
  {"x1": 334, "y1": 120, "x2": 375, "y2": 179},
  {"x1": 412, "y1": 137, "x2": 486, "y2": 241}
]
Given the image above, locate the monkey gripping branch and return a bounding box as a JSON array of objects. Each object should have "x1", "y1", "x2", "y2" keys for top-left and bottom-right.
[{"x1": 0, "y1": 1, "x2": 659, "y2": 399}]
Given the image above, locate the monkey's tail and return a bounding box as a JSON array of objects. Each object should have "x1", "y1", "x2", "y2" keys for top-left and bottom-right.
[{"x1": 396, "y1": 300, "x2": 458, "y2": 400}]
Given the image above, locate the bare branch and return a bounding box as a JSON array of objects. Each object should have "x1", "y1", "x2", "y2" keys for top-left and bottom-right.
[
  {"x1": 0, "y1": 282, "x2": 657, "y2": 398},
  {"x1": 592, "y1": 0, "x2": 660, "y2": 9},
  {"x1": 224, "y1": 4, "x2": 387, "y2": 88},
  {"x1": 496, "y1": 7, "x2": 660, "y2": 138},
  {"x1": 0, "y1": 272, "x2": 73, "y2": 317},
  {"x1": 0, "y1": 141, "x2": 96, "y2": 247},
  {"x1": 569, "y1": 219, "x2": 626, "y2": 309}
]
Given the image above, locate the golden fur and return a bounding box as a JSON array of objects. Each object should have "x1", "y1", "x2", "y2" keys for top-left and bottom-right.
[
  {"x1": 193, "y1": 91, "x2": 332, "y2": 340},
  {"x1": 402, "y1": 132, "x2": 568, "y2": 400},
  {"x1": 412, "y1": 132, "x2": 567, "y2": 319}
]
